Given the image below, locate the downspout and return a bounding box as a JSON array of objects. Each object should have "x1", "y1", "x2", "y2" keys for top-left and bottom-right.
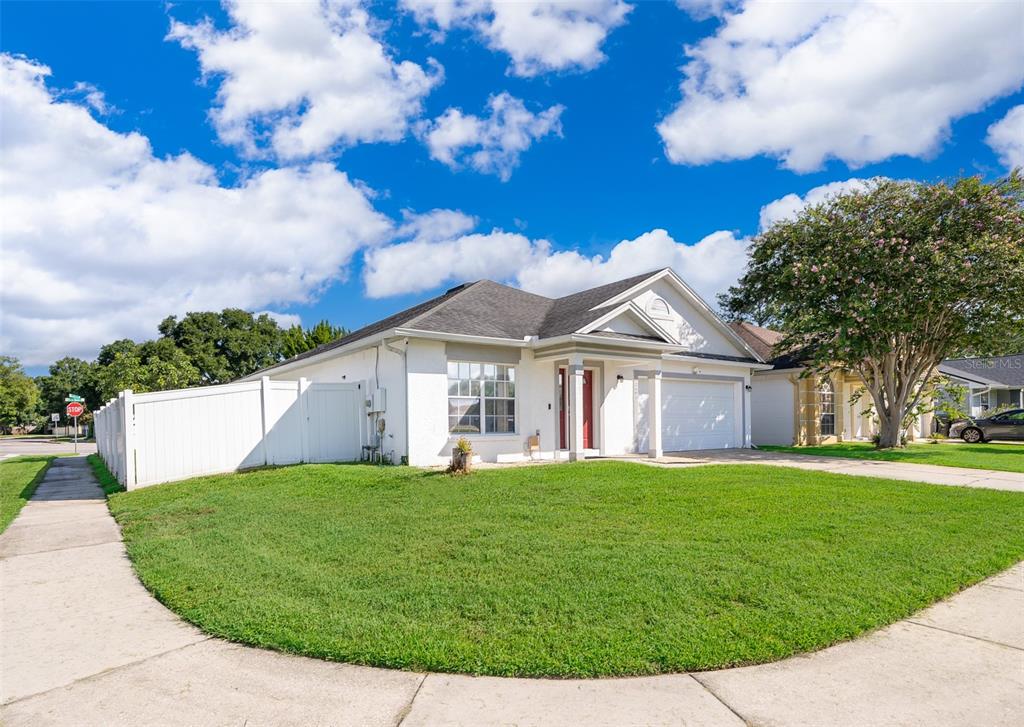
[{"x1": 383, "y1": 338, "x2": 409, "y2": 464}]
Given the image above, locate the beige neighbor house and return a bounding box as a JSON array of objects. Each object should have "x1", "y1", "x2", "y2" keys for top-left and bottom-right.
[{"x1": 734, "y1": 323, "x2": 933, "y2": 447}]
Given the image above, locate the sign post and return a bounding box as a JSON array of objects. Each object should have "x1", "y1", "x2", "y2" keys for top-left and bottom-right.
[{"x1": 66, "y1": 400, "x2": 85, "y2": 454}]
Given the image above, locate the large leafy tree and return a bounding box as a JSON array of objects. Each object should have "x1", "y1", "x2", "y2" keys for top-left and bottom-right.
[
  {"x1": 158, "y1": 309, "x2": 284, "y2": 384},
  {"x1": 281, "y1": 319, "x2": 348, "y2": 358},
  {"x1": 723, "y1": 173, "x2": 1024, "y2": 448},
  {"x1": 94, "y1": 338, "x2": 200, "y2": 401},
  {"x1": 36, "y1": 357, "x2": 99, "y2": 416},
  {"x1": 0, "y1": 357, "x2": 41, "y2": 432}
]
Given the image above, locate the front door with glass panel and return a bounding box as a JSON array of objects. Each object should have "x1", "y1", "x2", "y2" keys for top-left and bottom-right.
[{"x1": 558, "y1": 367, "x2": 593, "y2": 449}]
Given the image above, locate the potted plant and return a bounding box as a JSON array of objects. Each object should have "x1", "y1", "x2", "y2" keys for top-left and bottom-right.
[{"x1": 451, "y1": 437, "x2": 473, "y2": 473}]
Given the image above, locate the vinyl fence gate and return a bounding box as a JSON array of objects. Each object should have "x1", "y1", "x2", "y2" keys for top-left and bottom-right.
[{"x1": 95, "y1": 377, "x2": 366, "y2": 489}]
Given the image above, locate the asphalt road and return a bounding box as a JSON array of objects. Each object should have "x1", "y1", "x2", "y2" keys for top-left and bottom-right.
[{"x1": 0, "y1": 437, "x2": 97, "y2": 458}]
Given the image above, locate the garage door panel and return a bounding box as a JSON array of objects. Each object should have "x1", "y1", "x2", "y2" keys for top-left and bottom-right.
[{"x1": 662, "y1": 381, "x2": 737, "y2": 451}]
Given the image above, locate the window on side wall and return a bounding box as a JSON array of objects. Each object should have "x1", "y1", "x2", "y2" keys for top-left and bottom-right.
[
  {"x1": 447, "y1": 361, "x2": 516, "y2": 434},
  {"x1": 819, "y1": 378, "x2": 835, "y2": 436}
]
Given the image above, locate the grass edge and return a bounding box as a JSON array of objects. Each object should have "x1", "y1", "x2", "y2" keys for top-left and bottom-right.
[
  {"x1": 87, "y1": 454, "x2": 125, "y2": 496},
  {"x1": 0, "y1": 455, "x2": 56, "y2": 533}
]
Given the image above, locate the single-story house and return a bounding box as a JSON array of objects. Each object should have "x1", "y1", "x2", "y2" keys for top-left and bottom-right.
[
  {"x1": 939, "y1": 354, "x2": 1024, "y2": 416},
  {"x1": 243, "y1": 268, "x2": 775, "y2": 466},
  {"x1": 734, "y1": 323, "x2": 932, "y2": 446}
]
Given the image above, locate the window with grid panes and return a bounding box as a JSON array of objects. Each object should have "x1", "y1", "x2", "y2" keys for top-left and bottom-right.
[{"x1": 447, "y1": 362, "x2": 516, "y2": 433}]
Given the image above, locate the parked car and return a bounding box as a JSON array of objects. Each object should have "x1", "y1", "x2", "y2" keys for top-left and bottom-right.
[{"x1": 949, "y1": 409, "x2": 1024, "y2": 442}]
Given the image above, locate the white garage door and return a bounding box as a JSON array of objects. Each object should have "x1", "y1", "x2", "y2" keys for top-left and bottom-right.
[{"x1": 662, "y1": 380, "x2": 738, "y2": 451}]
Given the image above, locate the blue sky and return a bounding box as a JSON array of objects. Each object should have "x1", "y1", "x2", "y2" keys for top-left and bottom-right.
[{"x1": 2, "y1": 0, "x2": 1022, "y2": 371}]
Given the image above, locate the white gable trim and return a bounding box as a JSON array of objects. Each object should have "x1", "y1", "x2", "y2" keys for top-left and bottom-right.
[
  {"x1": 590, "y1": 268, "x2": 764, "y2": 362},
  {"x1": 575, "y1": 300, "x2": 679, "y2": 343}
]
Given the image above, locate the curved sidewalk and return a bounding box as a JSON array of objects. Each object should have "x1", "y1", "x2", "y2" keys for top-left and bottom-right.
[{"x1": 2, "y1": 457, "x2": 1021, "y2": 726}]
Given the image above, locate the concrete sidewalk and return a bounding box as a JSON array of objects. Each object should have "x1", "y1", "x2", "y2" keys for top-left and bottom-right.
[
  {"x1": 640, "y1": 448, "x2": 1024, "y2": 492},
  {"x1": 2, "y1": 457, "x2": 1022, "y2": 726}
]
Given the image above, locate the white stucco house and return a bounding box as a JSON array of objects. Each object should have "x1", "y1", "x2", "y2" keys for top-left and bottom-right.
[{"x1": 244, "y1": 268, "x2": 775, "y2": 466}]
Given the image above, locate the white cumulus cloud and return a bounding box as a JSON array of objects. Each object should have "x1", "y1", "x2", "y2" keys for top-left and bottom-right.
[
  {"x1": 363, "y1": 209, "x2": 550, "y2": 297},
  {"x1": 986, "y1": 105, "x2": 1024, "y2": 171},
  {"x1": 420, "y1": 93, "x2": 564, "y2": 180},
  {"x1": 168, "y1": 0, "x2": 442, "y2": 159},
  {"x1": 401, "y1": 0, "x2": 631, "y2": 76},
  {"x1": 0, "y1": 53, "x2": 392, "y2": 365},
  {"x1": 658, "y1": 0, "x2": 1024, "y2": 172},
  {"x1": 758, "y1": 177, "x2": 876, "y2": 231},
  {"x1": 516, "y1": 229, "x2": 750, "y2": 305}
]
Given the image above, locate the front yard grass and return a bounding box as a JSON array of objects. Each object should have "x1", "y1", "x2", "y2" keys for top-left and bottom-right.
[
  {"x1": 0, "y1": 456, "x2": 54, "y2": 532},
  {"x1": 109, "y1": 462, "x2": 1024, "y2": 677},
  {"x1": 761, "y1": 441, "x2": 1024, "y2": 473}
]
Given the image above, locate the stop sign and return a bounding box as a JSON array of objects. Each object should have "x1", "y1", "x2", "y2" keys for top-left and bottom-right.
[{"x1": 66, "y1": 402, "x2": 85, "y2": 417}]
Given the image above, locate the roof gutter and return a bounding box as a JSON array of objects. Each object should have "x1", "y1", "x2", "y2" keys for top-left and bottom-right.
[
  {"x1": 392, "y1": 328, "x2": 530, "y2": 347},
  {"x1": 937, "y1": 367, "x2": 1008, "y2": 388},
  {"x1": 666, "y1": 354, "x2": 775, "y2": 370}
]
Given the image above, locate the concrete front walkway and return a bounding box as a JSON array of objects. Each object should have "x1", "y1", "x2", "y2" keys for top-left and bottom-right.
[
  {"x1": 2, "y1": 457, "x2": 1022, "y2": 726},
  {"x1": 637, "y1": 448, "x2": 1024, "y2": 492}
]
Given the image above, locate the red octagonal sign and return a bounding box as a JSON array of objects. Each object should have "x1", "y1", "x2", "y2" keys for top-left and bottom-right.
[{"x1": 66, "y1": 402, "x2": 85, "y2": 418}]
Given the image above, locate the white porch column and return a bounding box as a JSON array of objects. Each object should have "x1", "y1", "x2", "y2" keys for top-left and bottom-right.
[
  {"x1": 648, "y1": 369, "x2": 663, "y2": 459},
  {"x1": 568, "y1": 355, "x2": 585, "y2": 462}
]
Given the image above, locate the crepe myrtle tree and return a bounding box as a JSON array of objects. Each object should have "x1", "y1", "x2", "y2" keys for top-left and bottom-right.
[{"x1": 722, "y1": 172, "x2": 1024, "y2": 449}]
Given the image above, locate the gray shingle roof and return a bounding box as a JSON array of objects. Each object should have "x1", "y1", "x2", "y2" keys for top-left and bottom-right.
[
  {"x1": 536, "y1": 271, "x2": 663, "y2": 338},
  {"x1": 252, "y1": 269, "x2": 703, "y2": 376},
  {"x1": 405, "y1": 280, "x2": 551, "y2": 339},
  {"x1": 248, "y1": 284, "x2": 470, "y2": 374},
  {"x1": 940, "y1": 354, "x2": 1024, "y2": 387},
  {"x1": 729, "y1": 321, "x2": 807, "y2": 370}
]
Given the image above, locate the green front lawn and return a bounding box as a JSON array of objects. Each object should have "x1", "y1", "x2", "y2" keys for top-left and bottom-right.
[
  {"x1": 0, "y1": 456, "x2": 54, "y2": 532},
  {"x1": 110, "y1": 462, "x2": 1024, "y2": 677},
  {"x1": 761, "y1": 442, "x2": 1024, "y2": 473}
]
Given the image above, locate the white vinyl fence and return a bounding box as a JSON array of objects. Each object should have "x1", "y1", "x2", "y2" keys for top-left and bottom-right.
[{"x1": 95, "y1": 377, "x2": 365, "y2": 489}]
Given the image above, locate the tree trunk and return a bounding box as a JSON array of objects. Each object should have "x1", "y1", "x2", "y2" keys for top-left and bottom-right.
[
  {"x1": 876, "y1": 417, "x2": 903, "y2": 448},
  {"x1": 861, "y1": 378, "x2": 907, "y2": 450}
]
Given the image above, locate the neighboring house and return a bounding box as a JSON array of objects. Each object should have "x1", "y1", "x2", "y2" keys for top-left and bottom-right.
[
  {"x1": 243, "y1": 268, "x2": 772, "y2": 466},
  {"x1": 939, "y1": 354, "x2": 1024, "y2": 416},
  {"x1": 734, "y1": 323, "x2": 931, "y2": 446}
]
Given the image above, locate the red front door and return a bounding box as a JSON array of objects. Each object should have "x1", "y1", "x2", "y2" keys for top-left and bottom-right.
[{"x1": 559, "y1": 368, "x2": 593, "y2": 449}]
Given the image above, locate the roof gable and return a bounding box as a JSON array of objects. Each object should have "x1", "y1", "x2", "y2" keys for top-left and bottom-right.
[
  {"x1": 581, "y1": 301, "x2": 676, "y2": 343},
  {"x1": 586, "y1": 269, "x2": 762, "y2": 360}
]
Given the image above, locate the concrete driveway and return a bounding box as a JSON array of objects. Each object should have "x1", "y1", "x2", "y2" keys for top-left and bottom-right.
[
  {"x1": 638, "y1": 447, "x2": 1024, "y2": 492},
  {"x1": 2, "y1": 456, "x2": 1021, "y2": 726}
]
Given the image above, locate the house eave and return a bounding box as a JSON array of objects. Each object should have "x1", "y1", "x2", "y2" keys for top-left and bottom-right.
[
  {"x1": 666, "y1": 354, "x2": 774, "y2": 370},
  {"x1": 392, "y1": 328, "x2": 530, "y2": 347},
  {"x1": 938, "y1": 366, "x2": 1010, "y2": 388}
]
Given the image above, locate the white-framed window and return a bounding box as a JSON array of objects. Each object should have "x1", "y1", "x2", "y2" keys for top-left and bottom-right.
[
  {"x1": 447, "y1": 361, "x2": 516, "y2": 434},
  {"x1": 647, "y1": 296, "x2": 671, "y2": 318},
  {"x1": 819, "y1": 378, "x2": 836, "y2": 436}
]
